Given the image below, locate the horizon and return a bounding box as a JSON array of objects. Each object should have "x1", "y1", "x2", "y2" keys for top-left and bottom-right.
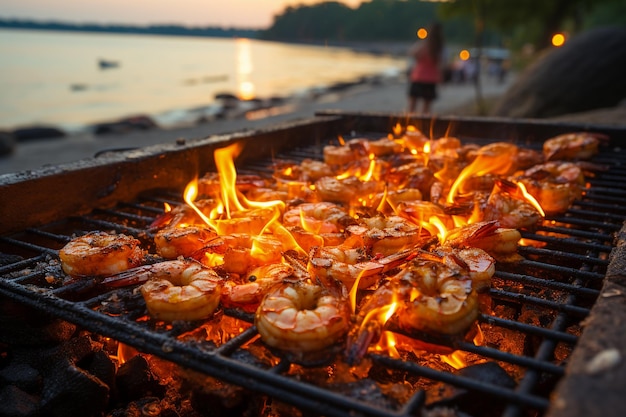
[{"x1": 0, "y1": 0, "x2": 363, "y2": 30}]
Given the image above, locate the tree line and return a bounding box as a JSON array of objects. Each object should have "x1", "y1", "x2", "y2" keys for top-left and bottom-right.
[{"x1": 1, "y1": 0, "x2": 624, "y2": 52}]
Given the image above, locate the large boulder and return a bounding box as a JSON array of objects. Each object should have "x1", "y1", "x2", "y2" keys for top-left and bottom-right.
[{"x1": 492, "y1": 26, "x2": 626, "y2": 118}]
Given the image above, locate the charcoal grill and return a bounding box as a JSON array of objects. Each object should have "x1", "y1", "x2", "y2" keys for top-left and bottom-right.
[{"x1": 1, "y1": 113, "x2": 625, "y2": 417}]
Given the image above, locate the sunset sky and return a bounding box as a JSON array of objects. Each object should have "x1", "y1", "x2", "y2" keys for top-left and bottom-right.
[{"x1": 0, "y1": 0, "x2": 363, "y2": 29}]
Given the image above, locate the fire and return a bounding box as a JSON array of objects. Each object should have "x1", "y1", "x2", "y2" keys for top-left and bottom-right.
[
  {"x1": 447, "y1": 143, "x2": 518, "y2": 204},
  {"x1": 515, "y1": 180, "x2": 546, "y2": 217},
  {"x1": 140, "y1": 121, "x2": 592, "y2": 372}
]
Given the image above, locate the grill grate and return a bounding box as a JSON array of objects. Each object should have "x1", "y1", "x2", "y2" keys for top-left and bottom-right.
[{"x1": 1, "y1": 119, "x2": 626, "y2": 417}]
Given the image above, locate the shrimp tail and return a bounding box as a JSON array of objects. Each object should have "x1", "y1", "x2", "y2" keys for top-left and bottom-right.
[
  {"x1": 345, "y1": 320, "x2": 383, "y2": 365},
  {"x1": 101, "y1": 265, "x2": 153, "y2": 287}
]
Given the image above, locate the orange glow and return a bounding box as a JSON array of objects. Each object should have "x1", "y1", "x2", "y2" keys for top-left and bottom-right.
[
  {"x1": 552, "y1": 33, "x2": 565, "y2": 47},
  {"x1": 417, "y1": 28, "x2": 428, "y2": 39},
  {"x1": 163, "y1": 202, "x2": 172, "y2": 212},
  {"x1": 459, "y1": 49, "x2": 470, "y2": 61}
]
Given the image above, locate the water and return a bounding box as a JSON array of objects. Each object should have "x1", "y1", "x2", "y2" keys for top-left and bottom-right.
[{"x1": 0, "y1": 29, "x2": 405, "y2": 132}]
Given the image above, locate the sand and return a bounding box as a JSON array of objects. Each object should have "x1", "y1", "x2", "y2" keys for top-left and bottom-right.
[{"x1": 0, "y1": 74, "x2": 516, "y2": 175}]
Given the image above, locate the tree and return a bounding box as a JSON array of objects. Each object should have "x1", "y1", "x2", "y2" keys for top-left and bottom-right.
[{"x1": 439, "y1": 0, "x2": 620, "y2": 51}]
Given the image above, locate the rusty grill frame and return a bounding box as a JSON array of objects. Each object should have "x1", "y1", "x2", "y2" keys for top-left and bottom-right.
[{"x1": 1, "y1": 113, "x2": 625, "y2": 417}]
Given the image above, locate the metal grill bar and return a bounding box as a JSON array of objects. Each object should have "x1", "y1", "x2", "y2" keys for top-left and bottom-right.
[{"x1": 1, "y1": 117, "x2": 626, "y2": 417}]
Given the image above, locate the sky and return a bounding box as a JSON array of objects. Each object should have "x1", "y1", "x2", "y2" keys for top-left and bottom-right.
[{"x1": 0, "y1": 0, "x2": 363, "y2": 29}]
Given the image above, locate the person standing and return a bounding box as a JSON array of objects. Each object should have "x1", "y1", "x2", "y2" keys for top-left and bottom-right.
[{"x1": 407, "y1": 22, "x2": 445, "y2": 114}]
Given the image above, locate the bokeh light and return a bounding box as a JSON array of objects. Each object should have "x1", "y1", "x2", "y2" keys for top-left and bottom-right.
[
  {"x1": 459, "y1": 49, "x2": 470, "y2": 61},
  {"x1": 551, "y1": 33, "x2": 566, "y2": 47},
  {"x1": 417, "y1": 28, "x2": 428, "y2": 39}
]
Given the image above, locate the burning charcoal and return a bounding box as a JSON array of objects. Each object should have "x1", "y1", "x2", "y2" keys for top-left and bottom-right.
[
  {"x1": 0, "y1": 385, "x2": 40, "y2": 417},
  {"x1": 327, "y1": 379, "x2": 400, "y2": 410},
  {"x1": 40, "y1": 360, "x2": 110, "y2": 417},
  {"x1": 116, "y1": 355, "x2": 166, "y2": 403},
  {"x1": 107, "y1": 396, "x2": 180, "y2": 417},
  {"x1": 83, "y1": 350, "x2": 117, "y2": 400},
  {"x1": 427, "y1": 362, "x2": 515, "y2": 417},
  {"x1": 0, "y1": 363, "x2": 41, "y2": 393}
]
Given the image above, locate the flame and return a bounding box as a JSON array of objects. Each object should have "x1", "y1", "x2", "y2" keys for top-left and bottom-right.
[
  {"x1": 163, "y1": 202, "x2": 172, "y2": 213},
  {"x1": 116, "y1": 342, "x2": 139, "y2": 364},
  {"x1": 215, "y1": 143, "x2": 246, "y2": 217},
  {"x1": 515, "y1": 181, "x2": 546, "y2": 217},
  {"x1": 429, "y1": 216, "x2": 449, "y2": 243},
  {"x1": 447, "y1": 143, "x2": 518, "y2": 204},
  {"x1": 473, "y1": 324, "x2": 485, "y2": 346},
  {"x1": 441, "y1": 350, "x2": 467, "y2": 369}
]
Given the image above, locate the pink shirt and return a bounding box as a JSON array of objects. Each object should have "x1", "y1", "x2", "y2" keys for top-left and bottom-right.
[{"x1": 410, "y1": 44, "x2": 441, "y2": 83}]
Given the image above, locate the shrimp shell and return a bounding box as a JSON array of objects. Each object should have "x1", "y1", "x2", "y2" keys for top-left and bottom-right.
[
  {"x1": 255, "y1": 280, "x2": 350, "y2": 353},
  {"x1": 59, "y1": 231, "x2": 145, "y2": 278}
]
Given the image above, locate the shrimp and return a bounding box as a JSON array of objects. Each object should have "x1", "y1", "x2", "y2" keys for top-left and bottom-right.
[
  {"x1": 283, "y1": 202, "x2": 355, "y2": 234},
  {"x1": 105, "y1": 259, "x2": 223, "y2": 322},
  {"x1": 387, "y1": 163, "x2": 436, "y2": 200},
  {"x1": 154, "y1": 225, "x2": 220, "y2": 259},
  {"x1": 442, "y1": 220, "x2": 522, "y2": 263},
  {"x1": 218, "y1": 234, "x2": 285, "y2": 275},
  {"x1": 543, "y1": 132, "x2": 605, "y2": 161},
  {"x1": 314, "y1": 176, "x2": 385, "y2": 206},
  {"x1": 431, "y1": 247, "x2": 496, "y2": 292},
  {"x1": 395, "y1": 258, "x2": 479, "y2": 335},
  {"x1": 59, "y1": 231, "x2": 145, "y2": 278},
  {"x1": 346, "y1": 215, "x2": 424, "y2": 256},
  {"x1": 309, "y1": 244, "x2": 417, "y2": 290},
  {"x1": 482, "y1": 180, "x2": 543, "y2": 229},
  {"x1": 346, "y1": 255, "x2": 479, "y2": 363},
  {"x1": 149, "y1": 199, "x2": 216, "y2": 230},
  {"x1": 517, "y1": 161, "x2": 585, "y2": 215},
  {"x1": 367, "y1": 137, "x2": 403, "y2": 156},
  {"x1": 221, "y1": 263, "x2": 294, "y2": 312},
  {"x1": 254, "y1": 280, "x2": 351, "y2": 354},
  {"x1": 299, "y1": 158, "x2": 335, "y2": 181}
]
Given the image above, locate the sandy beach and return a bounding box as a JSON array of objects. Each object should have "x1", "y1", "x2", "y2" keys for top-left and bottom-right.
[{"x1": 0, "y1": 73, "x2": 515, "y2": 175}]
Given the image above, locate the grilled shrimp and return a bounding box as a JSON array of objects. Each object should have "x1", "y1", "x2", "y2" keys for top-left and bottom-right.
[
  {"x1": 314, "y1": 176, "x2": 385, "y2": 206},
  {"x1": 543, "y1": 132, "x2": 604, "y2": 161},
  {"x1": 309, "y1": 244, "x2": 416, "y2": 290},
  {"x1": 298, "y1": 158, "x2": 335, "y2": 181},
  {"x1": 59, "y1": 231, "x2": 145, "y2": 278},
  {"x1": 346, "y1": 215, "x2": 424, "y2": 256},
  {"x1": 432, "y1": 247, "x2": 496, "y2": 292},
  {"x1": 149, "y1": 199, "x2": 216, "y2": 230},
  {"x1": 442, "y1": 220, "x2": 522, "y2": 262},
  {"x1": 367, "y1": 136, "x2": 403, "y2": 156},
  {"x1": 395, "y1": 258, "x2": 479, "y2": 335},
  {"x1": 283, "y1": 202, "x2": 355, "y2": 234},
  {"x1": 254, "y1": 280, "x2": 351, "y2": 354},
  {"x1": 218, "y1": 234, "x2": 285, "y2": 275},
  {"x1": 482, "y1": 180, "x2": 543, "y2": 229},
  {"x1": 221, "y1": 262, "x2": 294, "y2": 312},
  {"x1": 517, "y1": 161, "x2": 585, "y2": 215},
  {"x1": 107, "y1": 259, "x2": 223, "y2": 322},
  {"x1": 154, "y1": 225, "x2": 220, "y2": 259}
]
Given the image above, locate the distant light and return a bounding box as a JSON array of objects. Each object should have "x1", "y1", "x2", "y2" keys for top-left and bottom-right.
[
  {"x1": 552, "y1": 33, "x2": 566, "y2": 47},
  {"x1": 459, "y1": 49, "x2": 470, "y2": 61},
  {"x1": 417, "y1": 28, "x2": 428, "y2": 39}
]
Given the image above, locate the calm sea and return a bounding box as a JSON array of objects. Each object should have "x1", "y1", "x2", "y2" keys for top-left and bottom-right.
[{"x1": 0, "y1": 29, "x2": 405, "y2": 132}]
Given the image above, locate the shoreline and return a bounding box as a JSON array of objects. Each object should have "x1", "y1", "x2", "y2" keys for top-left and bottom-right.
[{"x1": 0, "y1": 72, "x2": 517, "y2": 175}]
